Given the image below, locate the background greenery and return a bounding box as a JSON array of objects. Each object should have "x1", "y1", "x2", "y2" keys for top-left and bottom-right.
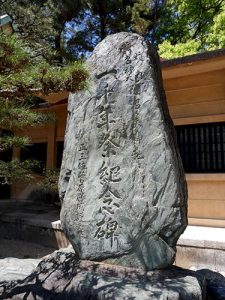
[
  {"x1": 2, "y1": 0, "x2": 224, "y2": 60},
  {"x1": 0, "y1": 8, "x2": 88, "y2": 188}
]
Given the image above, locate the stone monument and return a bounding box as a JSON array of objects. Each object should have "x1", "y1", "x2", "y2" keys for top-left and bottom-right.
[{"x1": 59, "y1": 32, "x2": 188, "y2": 270}]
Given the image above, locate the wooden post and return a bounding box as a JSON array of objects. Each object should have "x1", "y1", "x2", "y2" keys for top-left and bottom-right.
[{"x1": 12, "y1": 146, "x2": 20, "y2": 160}]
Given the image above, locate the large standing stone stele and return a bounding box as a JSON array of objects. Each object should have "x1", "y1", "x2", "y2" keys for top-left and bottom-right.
[{"x1": 59, "y1": 32, "x2": 188, "y2": 270}]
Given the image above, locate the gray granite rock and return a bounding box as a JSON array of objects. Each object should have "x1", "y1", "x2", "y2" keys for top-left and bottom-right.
[
  {"x1": 196, "y1": 269, "x2": 225, "y2": 300},
  {"x1": 59, "y1": 32, "x2": 187, "y2": 270},
  {"x1": 0, "y1": 250, "x2": 206, "y2": 300}
]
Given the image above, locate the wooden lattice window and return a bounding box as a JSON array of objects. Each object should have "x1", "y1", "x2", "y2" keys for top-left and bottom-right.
[{"x1": 176, "y1": 122, "x2": 225, "y2": 173}]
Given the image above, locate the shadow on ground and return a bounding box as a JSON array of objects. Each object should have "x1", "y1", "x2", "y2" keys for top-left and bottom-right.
[{"x1": 0, "y1": 200, "x2": 60, "y2": 259}]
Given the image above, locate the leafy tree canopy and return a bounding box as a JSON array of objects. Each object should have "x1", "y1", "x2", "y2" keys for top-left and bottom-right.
[
  {"x1": 2, "y1": 0, "x2": 225, "y2": 60},
  {"x1": 157, "y1": 0, "x2": 225, "y2": 58}
]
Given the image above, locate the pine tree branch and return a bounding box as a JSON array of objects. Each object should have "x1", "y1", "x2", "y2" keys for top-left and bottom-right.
[{"x1": 0, "y1": 88, "x2": 42, "y2": 97}]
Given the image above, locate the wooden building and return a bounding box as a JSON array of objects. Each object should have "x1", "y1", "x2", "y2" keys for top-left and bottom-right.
[
  {"x1": 1, "y1": 48, "x2": 225, "y2": 228},
  {"x1": 162, "y1": 49, "x2": 225, "y2": 228}
]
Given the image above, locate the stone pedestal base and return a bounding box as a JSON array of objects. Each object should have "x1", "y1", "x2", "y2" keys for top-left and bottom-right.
[{"x1": 0, "y1": 249, "x2": 206, "y2": 300}]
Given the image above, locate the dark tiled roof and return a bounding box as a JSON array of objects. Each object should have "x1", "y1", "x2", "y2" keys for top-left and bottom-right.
[
  {"x1": 0, "y1": 15, "x2": 12, "y2": 27},
  {"x1": 161, "y1": 48, "x2": 225, "y2": 68}
]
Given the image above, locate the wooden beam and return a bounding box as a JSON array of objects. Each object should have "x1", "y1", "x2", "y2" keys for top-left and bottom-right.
[
  {"x1": 38, "y1": 91, "x2": 69, "y2": 103},
  {"x1": 169, "y1": 99, "x2": 225, "y2": 119},
  {"x1": 166, "y1": 83, "x2": 225, "y2": 106},
  {"x1": 162, "y1": 56, "x2": 225, "y2": 79},
  {"x1": 163, "y1": 69, "x2": 225, "y2": 91},
  {"x1": 173, "y1": 114, "x2": 225, "y2": 125}
]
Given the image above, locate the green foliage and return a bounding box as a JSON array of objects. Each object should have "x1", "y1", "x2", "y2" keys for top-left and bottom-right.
[
  {"x1": 0, "y1": 99, "x2": 54, "y2": 129},
  {"x1": 156, "y1": 0, "x2": 225, "y2": 58},
  {"x1": 1, "y1": 0, "x2": 58, "y2": 61},
  {"x1": 2, "y1": 0, "x2": 225, "y2": 60},
  {"x1": 2, "y1": 0, "x2": 84, "y2": 62},
  {"x1": 158, "y1": 40, "x2": 201, "y2": 59},
  {"x1": 38, "y1": 168, "x2": 60, "y2": 194},
  {"x1": 0, "y1": 135, "x2": 30, "y2": 151},
  {"x1": 0, "y1": 12, "x2": 88, "y2": 186},
  {"x1": 0, "y1": 61, "x2": 88, "y2": 96},
  {"x1": 65, "y1": 1, "x2": 133, "y2": 59},
  {"x1": 205, "y1": 9, "x2": 225, "y2": 50},
  {"x1": 0, "y1": 34, "x2": 29, "y2": 74},
  {"x1": 67, "y1": 0, "x2": 225, "y2": 59},
  {"x1": 39, "y1": 61, "x2": 88, "y2": 94},
  {"x1": 0, "y1": 159, "x2": 40, "y2": 184},
  {"x1": 0, "y1": 33, "x2": 88, "y2": 95},
  {"x1": 128, "y1": 0, "x2": 153, "y2": 34}
]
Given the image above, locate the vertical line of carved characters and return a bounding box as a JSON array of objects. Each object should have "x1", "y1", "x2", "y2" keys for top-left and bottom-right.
[
  {"x1": 131, "y1": 93, "x2": 145, "y2": 198},
  {"x1": 97, "y1": 85, "x2": 114, "y2": 130},
  {"x1": 98, "y1": 163, "x2": 121, "y2": 215},
  {"x1": 141, "y1": 175, "x2": 146, "y2": 197},
  {"x1": 76, "y1": 142, "x2": 88, "y2": 214},
  {"x1": 97, "y1": 86, "x2": 118, "y2": 158},
  {"x1": 95, "y1": 78, "x2": 122, "y2": 247},
  {"x1": 132, "y1": 95, "x2": 143, "y2": 160}
]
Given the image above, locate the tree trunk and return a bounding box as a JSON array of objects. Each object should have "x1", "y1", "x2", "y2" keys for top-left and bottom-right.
[{"x1": 96, "y1": 0, "x2": 107, "y2": 40}]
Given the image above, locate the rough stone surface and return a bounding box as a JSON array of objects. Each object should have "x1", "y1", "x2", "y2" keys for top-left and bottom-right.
[
  {"x1": 0, "y1": 250, "x2": 206, "y2": 300},
  {"x1": 196, "y1": 269, "x2": 225, "y2": 300},
  {"x1": 59, "y1": 32, "x2": 187, "y2": 270}
]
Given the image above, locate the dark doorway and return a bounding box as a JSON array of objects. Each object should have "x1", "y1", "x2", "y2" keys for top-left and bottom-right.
[
  {"x1": 56, "y1": 141, "x2": 64, "y2": 168},
  {"x1": 20, "y1": 143, "x2": 47, "y2": 174},
  {"x1": 0, "y1": 147, "x2": 12, "y2": 199}
]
